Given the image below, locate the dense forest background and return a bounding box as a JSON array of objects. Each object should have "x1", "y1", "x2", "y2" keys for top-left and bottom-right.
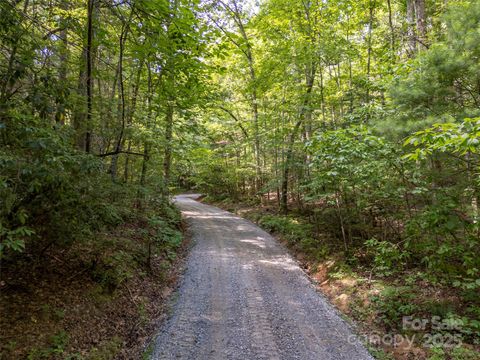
[{"x1": 1, "y1": 0, "x2": 480, "y2": 358}]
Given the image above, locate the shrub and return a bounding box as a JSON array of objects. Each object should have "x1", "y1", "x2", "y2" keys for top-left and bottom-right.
[
  {"x1": 365, "y1": 238, "x2": 408, "y2": 276},
  {"x1": 370, "y1": 286, "x2": 418, "y2": 330}
]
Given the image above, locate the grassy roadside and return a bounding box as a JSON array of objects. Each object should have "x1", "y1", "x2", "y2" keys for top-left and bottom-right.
[
  {"x1": 0, "y1": 200, "x2": 190, "y2": 360},
  {"x1": 205, "y1": 196, "x2": 480, "y2": 360}
]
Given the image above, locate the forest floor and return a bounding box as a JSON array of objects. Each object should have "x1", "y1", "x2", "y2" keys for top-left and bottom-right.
[
  {"x1": 207, "y1": 196, "x2": 480, "y2": 360},
  {"x1": 0, "y1": 218, "x2": 191, "y2": 359},
  {"x1": 153, "y1": 194, "x2": 373, "y2": 359}
]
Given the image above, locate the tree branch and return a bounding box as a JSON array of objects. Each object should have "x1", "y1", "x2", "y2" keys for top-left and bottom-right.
[
  {"x1": 97, "y1": 150, "x2": 145, "y2": 158},
  {"x1": 219, "y1": 106, "x2": 249, "y2": 139}
]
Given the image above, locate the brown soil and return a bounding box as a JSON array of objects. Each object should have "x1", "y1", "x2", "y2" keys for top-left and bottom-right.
[{"x1": 0, "y1": 220, "x2": 191, "y2": 359}]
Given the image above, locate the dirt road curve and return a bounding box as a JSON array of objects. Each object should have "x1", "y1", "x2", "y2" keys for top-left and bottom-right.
[{"x1": 152, "y1": 194, "x2": 374, "y2": 360}]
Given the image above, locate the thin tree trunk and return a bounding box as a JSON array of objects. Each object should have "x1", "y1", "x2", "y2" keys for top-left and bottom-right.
[
  {"x1": 280, "y1": 64, "x2": 316, "y2": 213},
  {"x1": 85, "y1": 0, "x2": 94, "y2": 153},
  {"x1": 336, "y1": 62, "x2": 344, "y2": 117},
  {"x1": 387, "y1": 0, "x2": 396, "y2": 59},
  {"x1": 1, "y1": 0, "x2": 30, "y2": 103},
  {"x1": 109, "y1": 67, "x2": 123, "y2": 180},
  {"x1": 407, "y1": 0, "x2": 417, "y2": 55},
  {"x1": 415, "y1": 0, "x2": 427, "y2": 49},
  {"x1": 281, "y1": 120, "x2": 302, "y2": 213},
  {"x1": 163, "y1": 102, "x2": 174, "y2": 191},
  {"x1": 73, "y1": 47, "x2": 87, "y2": 150},
  {"x1": 241, "y1": 30, "x2": 260, "y2": 193},
  {"x1": 225, "y1": 0, "x2": 261, "y2": 194},
  {"x1": 55, "y1": 0, "x2": 68, "y2": 125},
  {"x1": 345, "y1": 16, "x2": 354, "y2": 113},
  {"x1": 123, "y1": 59, "x2": 144, "y2": 182},
  {"x1": 109, "y1": 16, "x2": 131, "y2": 181},
  {"x1": 319, "y1": 69, "x2": 326, "y2": 122},
  {"x1": 140, "y1": 144, "x2": 149, "y2": 187},
  {"x1": 365, "y1": 2, "x2": 375, "y2": 105},
  {"x1": 138, "y1": 63, "x2": 154, "y2": 204},
  {"x1": 335, "y1": 194, "x2": 348, "y2": 252}
]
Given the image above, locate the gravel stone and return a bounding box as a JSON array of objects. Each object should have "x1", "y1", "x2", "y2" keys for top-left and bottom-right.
[{"x1": 152, "y1": 194, "x2": 374, "y2": 360}]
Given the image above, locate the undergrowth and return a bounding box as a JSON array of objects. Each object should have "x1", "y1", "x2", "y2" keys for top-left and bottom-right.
[{"x1": 237, "y1": 206, "x2": 480, "y2": 360}]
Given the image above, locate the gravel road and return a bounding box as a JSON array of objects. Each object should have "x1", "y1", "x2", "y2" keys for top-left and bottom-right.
[{"x1": 152, "y1": 194, "x2": 374, "y2": 360}]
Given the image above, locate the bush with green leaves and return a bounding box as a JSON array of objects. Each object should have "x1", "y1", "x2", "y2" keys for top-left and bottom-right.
[
  {"x1": 148, "y1": 214, "x2": 183, "y2": 259},
  {"x1": 305, "y1": 125, "x2": 409, "y2": 251},
  {"x1": 182, "y1": 147, "x2": 242, "y2": 200},
  {"x1": 258, "y1": 215, "x2": 313, "y2": 244},
  {"x1": 370, "y1": 286, "x2": 418, "y2": 330},
  {"x1": 0, "y1": 113, "x2": 182, "y2": 269},
  {"x1": 365, "y1": 238, "x2": 408, "y2": 276},
  {"x1": 0, "y1": 117, "x2": 126, "y2": 258},
  {"x1": 256, "y1": 214, "x2": 328, "y2": 260},
  {"x1": 403, "y1": 118, "x2": 480, "y2": 281},
  {"x1": 300, "y1": 121, "x2": 480, "y2": 285},
  {"x1": 428, "y1": 346, "x2": 480, "y2": 360}
]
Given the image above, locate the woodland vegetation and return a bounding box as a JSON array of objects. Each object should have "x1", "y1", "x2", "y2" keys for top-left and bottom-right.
[{"x1": 1, "y1": 0, "x2": 480, "y2": 358}]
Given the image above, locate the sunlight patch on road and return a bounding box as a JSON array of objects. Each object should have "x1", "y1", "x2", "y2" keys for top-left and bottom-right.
[
  {"x1": 239, "y1": 238, "x2": 266, "y2": 249},
  {"x1": 258, "y1": 256, "x2": 298, "y2": 271},
  {"x1": 182, "y1": 211, "x2": 232, "y2": 220}
]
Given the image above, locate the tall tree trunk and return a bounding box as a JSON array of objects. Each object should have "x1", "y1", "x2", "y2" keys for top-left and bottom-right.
[
  {"x1": 415, "y1": 0, "x2": 427, "y2": 49},
  {"x1": 239, "y1": 26, "x2": 260, "y2": 193},
  {"x1": 123, "y1": 59, "x2": 144, "y2": 183},
  {"x1": 140, "y1": 144, "x2": 149, "y2": 186},
  {"x1": 281, "y1": 120, "x2": 302, "y2": 214},
  {"x1": 1, "y1": 0, "x2": 30, "y2": 112},
  {"x1": 280, "y1": 64, "x2": 316, "y2": 213},
  {"x1": 108, "y1": 63, "x2": 123, "y2": 181},
  {"x1": 85, "y1": 0, "x2": 95, "y2": 153},
  {"x1": 163, "y1": 101, "x2": 174, "y2": 191},
  {"x1": 365, "y1": 2, "x2": 375, "y2": 105},
  {"x1": 138, "y1": 63, "x2": 154, "y2": 205},
  {"x1": 55, "y1": 0, "x2": 68, "y2": 125},
  {"x1": 225, "y1": 0, "x2": 261, "y2": 194},
  {"x1": 109, "y1": 16, "x2": 131, "y2": 181},
  {"x1": 406, "y1": 0, "x2": 417, "y2": 55},
  {"x1": 345, "y1": 16, "x2": 354, "y2": 113},
  {"x1": 319, "y1": 69, "x2": 326, "y2": 122},
  {"x1": 387, "y1": 0, "x2": 396, "y2": 60},
  {"x1": 73, "y1": 48, "x2": 87, "y2": 150}
]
